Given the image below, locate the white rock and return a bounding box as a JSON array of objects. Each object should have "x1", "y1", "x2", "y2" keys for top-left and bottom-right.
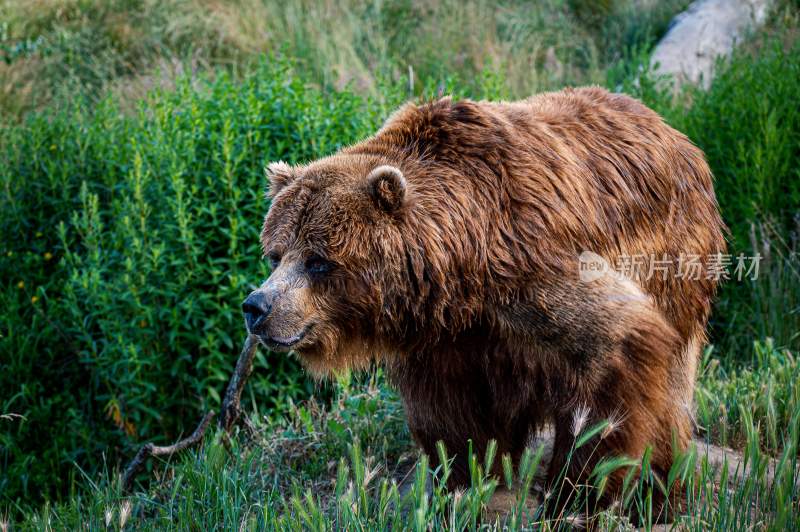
[{"x1": 650, "y1": 0, "x2": 772, "y2": 89}]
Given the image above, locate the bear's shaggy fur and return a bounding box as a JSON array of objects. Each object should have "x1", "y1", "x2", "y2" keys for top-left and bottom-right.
[{"x1": 250, "y1": 87, "x2": 726, "y2": 516}]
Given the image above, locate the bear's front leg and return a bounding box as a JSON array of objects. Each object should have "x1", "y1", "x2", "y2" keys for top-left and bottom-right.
[
  {"x1": 404, "y1": 403, "x2": 533, "y2": 489},
  {"x1": 391, "y1": 341, "x2": 536, "y2": 489}
]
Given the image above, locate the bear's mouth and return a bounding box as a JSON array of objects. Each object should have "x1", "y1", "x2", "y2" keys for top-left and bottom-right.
[{"x1": 260, "y1": 323, "x2": 315, "y2": 352}]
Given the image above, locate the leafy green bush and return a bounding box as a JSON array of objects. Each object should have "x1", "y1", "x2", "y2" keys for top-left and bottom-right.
[
  {"x1": 0, "y1": 59, "x2": 393, "y2": 507},
  {"x1": 670, "y1": 40, "x2": 800, "y2": 249},
  {"x1": 0, "y1": 43, "x2": 509, "y2": 511}
]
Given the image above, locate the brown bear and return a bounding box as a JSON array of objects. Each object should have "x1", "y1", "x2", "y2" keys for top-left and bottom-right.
[{"x1": 243, "y1": 86, "x2": 726, "y2": 519}]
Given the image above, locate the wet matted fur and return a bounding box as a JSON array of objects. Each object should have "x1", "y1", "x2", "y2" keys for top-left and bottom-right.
[{"x1": 249, "y1": 86, "x2": 727, "y2": 518}]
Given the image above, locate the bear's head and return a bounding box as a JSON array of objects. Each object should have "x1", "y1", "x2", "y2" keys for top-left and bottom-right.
[{"x1": 242, "y1": 155, "x2": 413, "y2": 376}]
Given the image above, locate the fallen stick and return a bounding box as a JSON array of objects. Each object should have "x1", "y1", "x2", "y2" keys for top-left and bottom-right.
[
  {"x1": 121, "y1": 410, "x2": 216, "y2": 491},
  {"x1": 120, "y1": 335, "x2": 260, "y2": 491},
  {"x1": 218, "y1": 334, "x2": 259, "y2": 432}
]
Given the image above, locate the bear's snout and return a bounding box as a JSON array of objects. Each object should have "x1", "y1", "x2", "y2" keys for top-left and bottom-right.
[
  {"x1": 242, "y1": 290, "x2": 273, "y2": 333},
  {"x1": 242, "y1": 286, "x2": 314, "y2": 352}
]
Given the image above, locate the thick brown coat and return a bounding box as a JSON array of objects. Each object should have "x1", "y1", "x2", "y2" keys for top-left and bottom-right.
[{"x1": 249, "y1": 87, "x2": 726, "y2": 517}]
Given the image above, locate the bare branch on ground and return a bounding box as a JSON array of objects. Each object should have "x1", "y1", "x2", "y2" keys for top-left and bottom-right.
[
  {"x1": 219, "y1": 335, "x2": 259, "y2": 432},
  {"x1": 121, "y1": 334, "x2": 260, "y2": 491},
  {"x1": 121, "y1": 410, "x2": 216, "y2": 491}
]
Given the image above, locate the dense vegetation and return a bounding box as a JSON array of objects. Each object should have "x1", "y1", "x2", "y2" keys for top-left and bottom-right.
[
  {"x1": 1, "y1": 0, "x2": 799, "y2": 528},
  {"x1": 0, "y1": 59, "x2": 395, "y2": 505}
]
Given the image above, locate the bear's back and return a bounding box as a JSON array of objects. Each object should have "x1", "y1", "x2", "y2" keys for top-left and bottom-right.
[
  {"x1": 361, "y1": 88, "x2": 726, "y2": 342},
  {"x1": 504, "y1": 87, "x2": 726, "y2": 342}
]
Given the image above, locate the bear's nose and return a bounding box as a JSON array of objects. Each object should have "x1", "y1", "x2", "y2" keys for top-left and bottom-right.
[{"x1": 242, "y1": 290, "x2": 272, "y2": 333}]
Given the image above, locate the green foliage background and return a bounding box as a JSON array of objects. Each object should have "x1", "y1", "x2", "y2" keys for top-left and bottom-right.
[{"x1": 0, "y1": 61, "x2": 395, "y2": 503}]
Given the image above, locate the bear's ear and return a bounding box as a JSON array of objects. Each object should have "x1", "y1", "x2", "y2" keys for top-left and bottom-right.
[
  {"x1": 367, "y1": 165, "x2": 406, "y2": 212},
  {"x1": 265, "y1": 161, "x2": 295, "y2": 197}
]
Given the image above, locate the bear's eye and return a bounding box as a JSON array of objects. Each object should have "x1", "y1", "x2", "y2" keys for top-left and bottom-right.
[
  {"x1": 305, "y1": 254, "x2": 334, "y2": 276},
  {"x1": 268, "y1": 252, "x2": 282, "y2": 270}
]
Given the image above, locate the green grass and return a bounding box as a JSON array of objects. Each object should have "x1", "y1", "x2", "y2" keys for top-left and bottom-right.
[
  {"x1": 696, "y1": 339, "x2": 800, "y2": 453},
  {"x1": 13, "y1": 347, "x2": 800, "y2": 530}
]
